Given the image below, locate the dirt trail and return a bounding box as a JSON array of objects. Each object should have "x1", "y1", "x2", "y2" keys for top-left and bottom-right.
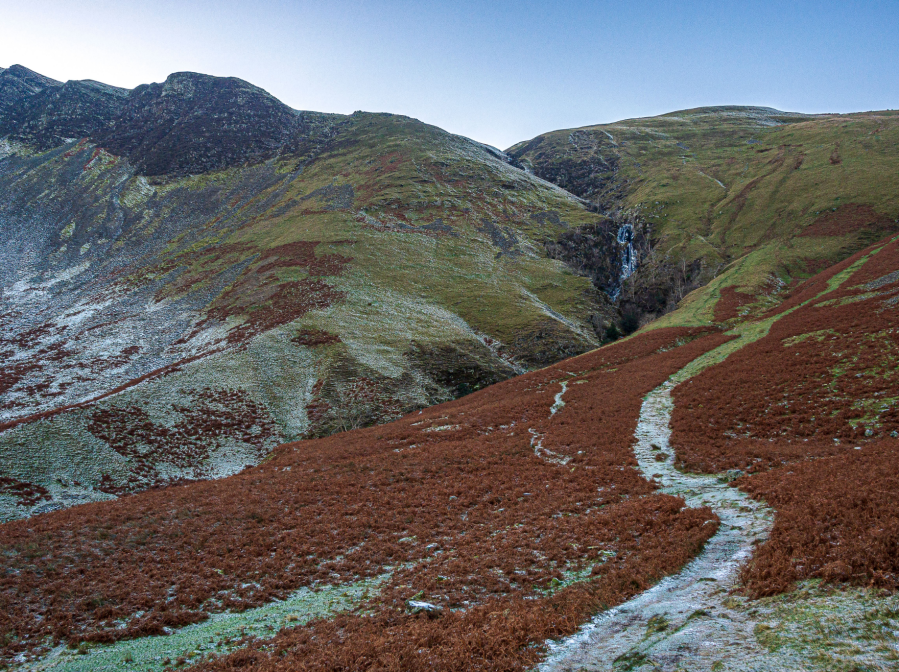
[{"x1": 539, "y1": 376, "x2": 791, "y2": 671}]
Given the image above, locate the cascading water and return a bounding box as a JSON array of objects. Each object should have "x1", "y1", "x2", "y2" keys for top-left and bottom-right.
[
  {"x1": 617, "y1": 222, "x2": 637, "y2": 280},
  {"x1": 608, "y1": 222, "x2": 638, "y2": 301}
]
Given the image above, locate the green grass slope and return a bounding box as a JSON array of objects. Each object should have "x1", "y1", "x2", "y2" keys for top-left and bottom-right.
[
  {"x1": 509, "y1": 107, "x2": 899, "y2": 328},
  {"x1": 0, "y1": 111, "x2": 611, "y2": 521}
]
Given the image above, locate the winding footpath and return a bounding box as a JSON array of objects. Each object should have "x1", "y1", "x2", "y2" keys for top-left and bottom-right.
[
  {"x1": 540, "y1": 252, "x2": 899, "y2": 671},
  {"x1": 540, "y1": 375, "x2": 795, "y2": 671}
]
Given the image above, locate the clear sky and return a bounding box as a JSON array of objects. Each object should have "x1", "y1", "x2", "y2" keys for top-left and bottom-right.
[{"x1": 1, "y1": 0, "x2": 897, "y2": 149}]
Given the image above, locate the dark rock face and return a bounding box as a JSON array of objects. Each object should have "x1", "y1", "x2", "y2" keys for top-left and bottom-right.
[
  {"x1": 94, "y1": 72, "x2": 318, "y2": 176},
  {"x1": 544, "y1": 218, "x2": 627, "y2": 297},
  {"x1": 509, "y1": 132, "x2": 643, "y2": 309},
  {"x1": 406, "y1": 341, "x2": 517, "y2": 399},
  {"x1": 543, "y1": 209, "x2": 705, "y2": 329},
  {"x1": 0, "y1": 65, "x2": 63, "y2": 138},
  {"x1": 507, "y1": 132, "x2": 624, "y2": 211},
  {"x1": 0, "y1": 66, "x2": 341, "y2": 176},
  {"x1": 16, "y1": 79, "x2": 129, "y2": 149},
  {"x1": 510, "y1": 132, "x2": 686, "y2": 329}
]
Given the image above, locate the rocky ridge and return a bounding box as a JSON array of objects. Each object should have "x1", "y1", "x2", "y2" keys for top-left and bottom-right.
[{"x1": 0, "y1": 64, "x2": 339, "y2": 174}]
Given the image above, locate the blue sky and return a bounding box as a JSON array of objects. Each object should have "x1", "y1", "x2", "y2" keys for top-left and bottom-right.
[{"x1": 1, "y1": 0, "x2": 897, "y2": 149}]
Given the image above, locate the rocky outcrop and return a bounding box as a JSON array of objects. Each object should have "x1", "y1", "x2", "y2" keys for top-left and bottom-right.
[
  {"x1": 509, "y1": 129, "x2": 656, "y2": 331},
  {"x1": 0, "y1": 65, "x2": 341, "y2": 176},
  {"x1": 0, "y1": 65, "x2": 127, "y2": 149},
  {"x1": 508, "y1": 130, "x2": 625, "y2": 211},
  {"x1": 93, "y1": 72, "x2": 340, "y2": 176},
  {"x1": 0, "y1": 64, "x2": 63, "y2": 134}
]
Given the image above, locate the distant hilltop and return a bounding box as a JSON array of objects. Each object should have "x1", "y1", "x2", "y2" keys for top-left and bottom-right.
[{"x1": 0, "y1": 64, "x2": 341, "y2": 176}]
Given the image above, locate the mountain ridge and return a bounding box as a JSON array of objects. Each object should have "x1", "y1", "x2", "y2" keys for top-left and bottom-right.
[
  {"x1": 0, "y1": 64, "x2": 349, "y2": 175},
  {"x1": 0, "y1": 66, "x2": 612, "y2": 519},
  {"x1": 2, "y1": 64, "x2": 898, "y2": 522}
]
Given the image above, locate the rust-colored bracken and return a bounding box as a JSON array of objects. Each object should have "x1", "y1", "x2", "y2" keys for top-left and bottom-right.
[
  {"x1": 0, "y1": 327, "x2": 726, "y2": 667},
  {"x1": 672, "y1": 235, "x2": 899, "y2": 470},
  {"x1": 671, "y1": 232, "x2": 899, "y2": 597},
  {"x1": 737, "y1": 439, "x2": 899, "y2": 596},
  {"x1": 713, "y1": 286, "x2": 755, "y2": 322}
]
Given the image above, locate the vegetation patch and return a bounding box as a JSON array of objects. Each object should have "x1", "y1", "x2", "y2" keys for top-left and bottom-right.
[
  {"x1": 672, "y1": 235, "x2": 899, "y2": 473},
  {"x1": 738, "y1": 441, "x2": 899, "y2": 596},
  {"x1": 713, "y1": 285, "x2": 756, "y2": 322},
  {"x1": 748, "y1": 581, "x2": 899, "y2": 669},
  {"x1": 668, "y1": 234, "x2": 899, "y2": 598},
  {"x1": 17, "y1": 576, "x2": 386, "y2": 672},
  {"x1": 0, "y1": 327, "x2": 725, "y2": 668}
]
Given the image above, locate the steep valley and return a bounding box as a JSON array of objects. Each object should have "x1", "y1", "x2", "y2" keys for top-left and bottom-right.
[
  {"x1": 1, "y1": 64, "x2": 899, "y2": 672},
  {"x1": 0, "y1": 66, "x2": 610, "y2": 518},
  {"x1": 509, "y1": 106, "x2": 899, "y2": 329}
]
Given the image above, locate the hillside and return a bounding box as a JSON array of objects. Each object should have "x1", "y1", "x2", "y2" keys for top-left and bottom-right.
[
  {"x1": 2, "y1": 65, "x2": 899, "y2": 670},
  {"x1": 1, "y1": 231, "x2": 897, "y2": 671},
  {"x1": 508, "y1": 106, "x2": 899, "y2": 329},
  {"x1": 0, "y1": 66, "x2": 612, "y2": 521},
  {"x1": 6, "y1": 70, "x2": 899, "y2": 522}
]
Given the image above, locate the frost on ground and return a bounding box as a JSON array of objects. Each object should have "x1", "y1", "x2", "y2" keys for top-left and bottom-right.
[
  {"x1": 540, "y1": 378, "x2": 773, "y2": 671},
  {"x1": 540, "y1": 370, "x2": 899, "y2": 671},
  {"x1": 20, "y1": 576, "x2": 387, "y2": 672}
]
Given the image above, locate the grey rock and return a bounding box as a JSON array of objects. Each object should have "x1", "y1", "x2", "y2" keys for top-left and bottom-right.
[
  {"x1": 718, "y1": 469, "x2": 745, "y2": 483},
  {"x1": 406, "y1": 600, "x2": 442, "y2": 616}
]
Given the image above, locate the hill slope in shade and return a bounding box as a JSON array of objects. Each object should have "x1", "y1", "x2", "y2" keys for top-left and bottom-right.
[
  {"x1": 0, "y1": 67, "x2": 612, "y2": 520},
  {"x1": 2, "y1": 232, "x2": 898, "y2": 670},
  {"x1": 508, "y1": 106, "x2": 899, "y2": 328}
]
